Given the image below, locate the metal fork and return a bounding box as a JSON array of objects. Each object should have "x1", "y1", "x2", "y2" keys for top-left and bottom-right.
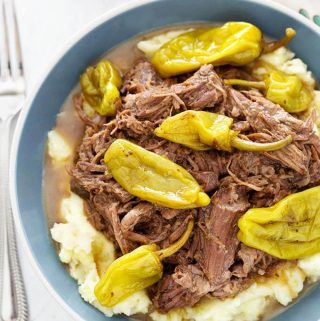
[{"x1": 0, "y1": 0, "x2": 28, "y2": 320}]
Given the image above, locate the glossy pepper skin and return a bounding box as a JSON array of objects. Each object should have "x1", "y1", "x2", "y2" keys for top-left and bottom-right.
[
  {"x1": 265, "y1": 70, "x2": 313, "y2": 113},
  {"x1": 95, "y1": 219, "x2": 194, "y2": 307},
  {"x1": 95, "y1": 244, "x2": 162, "y2": 307},
  {"x1": 80, "y1": 60, "x2": 122, "y2": 116},
  {"x1": 225, "y1": 71, "x2": 313, "y2": 113},
  {"x1": 104, "y1": 139, "x2": 210, "y2": 209},
  {"x1": 155, "y1": 110, "x2": 292, "y2": 152},
  {"x1": 238, "y1": 186, "x2": 320, "y2": 260},
  {"x1": 155, "y1": 110, "x2": 236, "y2": 151},
  {"x1": 151, "y1": 22, "x2": 262, "y2": 77}
]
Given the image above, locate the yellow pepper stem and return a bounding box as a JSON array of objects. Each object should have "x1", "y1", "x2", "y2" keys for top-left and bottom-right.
[
  {"x1": 231, "y1": 135, "x2": 292, "y2": 152},
  {"x1": 94, "y1": 218, "x2": 195, "y2": 307},
  {"x1": 224, "y1": 79, "x2": 266, "y2": 89},
  {"x1": 225, "y1": 72, "x2": 313, "y2": 114},
  {"x1": 224, "y1": 79, "x2": 295, "y2": 151},
  {"x1": 157, "y1": 219, "x2": 194, "y2": 260},
  {"x1": 263, "y1": 27, "x2": 296, "y2": 54}
]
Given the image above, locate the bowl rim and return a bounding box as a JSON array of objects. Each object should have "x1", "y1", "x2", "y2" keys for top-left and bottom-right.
[{"x1": 9, "y1": 0, "x2": 320, "y2": 320}]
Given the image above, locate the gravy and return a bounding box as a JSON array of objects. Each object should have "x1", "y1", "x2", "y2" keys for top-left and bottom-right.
[
  {"x1": 43, "y1": 23, "x2": 209, "y2": 225},
  {"x1": 43, "y1": 23, "x2": 317, "y2": 321}
]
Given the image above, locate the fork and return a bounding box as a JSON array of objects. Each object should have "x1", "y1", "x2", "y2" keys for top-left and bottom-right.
[{"x1": 0, "y1": 0, "x2": 28, "y2": 320}]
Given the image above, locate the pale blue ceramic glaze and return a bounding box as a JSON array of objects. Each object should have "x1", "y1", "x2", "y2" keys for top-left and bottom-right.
[{"x1": 11, "y1": 0, "x2": 320, "y2": 320}]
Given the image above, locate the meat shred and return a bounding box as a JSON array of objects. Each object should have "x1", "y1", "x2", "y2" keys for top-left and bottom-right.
[{"x1": 69, "y1": 60, "x2": 320, "y2": 312}]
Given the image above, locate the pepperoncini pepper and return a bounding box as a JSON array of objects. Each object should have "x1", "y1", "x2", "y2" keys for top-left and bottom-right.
[
  {"x1": 225, "y1": 69, "x2": 313, "y2": 113},
  {"x1": 80, "y1": 60, "x2": 122, "y2": 116},
  {"x1": 151, "y1": 22, "x2": 263, "y2": 77},
  {"x1": 154, "y1": 110, "x2": 292, "y2": 152},
  {"x1": 265, "y1": 70, "x2": 313, "y2": 113},
  {"x1": 262, "y1": 28, "x2": 296, "y2": 54},
  {"x1": 104, "y1": 139, "x2": 210, "y2": 209},
  {"x1": 95, "y1": 219, "x2": 194, "y2": 307},
  {"x1": 238, "y1": 186, "x2": 320, "y2": 260}
]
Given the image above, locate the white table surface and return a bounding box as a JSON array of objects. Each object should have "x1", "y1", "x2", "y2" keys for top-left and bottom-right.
[{"x1": 12, "y1": 0, "x2": 319, "y2": 320}]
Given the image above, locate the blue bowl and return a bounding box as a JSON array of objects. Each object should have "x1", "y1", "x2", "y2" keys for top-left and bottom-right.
[{"x1": 10, "y1": 0, "x2": 320, "y2": 320}]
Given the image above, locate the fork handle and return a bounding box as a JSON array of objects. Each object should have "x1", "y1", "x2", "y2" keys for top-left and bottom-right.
[{"x1": 0, "y1": 116, "x2": 28, "y2": 321}]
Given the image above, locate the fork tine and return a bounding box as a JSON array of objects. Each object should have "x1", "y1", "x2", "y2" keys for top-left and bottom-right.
[
  {"x1": 0, "y1": 0, "x2": 9, "y2": 79},
  {"x1": 3, "y1": 0, "x2": 22, "y2": 80}
]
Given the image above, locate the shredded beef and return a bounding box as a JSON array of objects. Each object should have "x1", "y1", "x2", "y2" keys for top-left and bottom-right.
[
  {"x1": 153, "y1": 265, "x2": 211, "y2": 311},
  {"x1": 69, "y1": 59, "x2": 320, "y2": 312},
  {"x1": 216, "y1": 65, "x2": 257, "y2": 81},
  {"x1": 121, "y1": 59, "x2": 174, "y2": 94},
  {"x1": 152, "y1": 273, "x2": 204, "y2": 311},
  {"x1": 228, "y1": 89, "x2": 320, "y2": 175},
  {"x1": 114, "y1": 109, "x2": 156, "y2": 139},
  {"x1": 171, "y1": 64, "x2": 226, "y2": 110},
  {"x1": 152, "y1": 182, "x2": 250, "y2": 311},
  {"x1": 223, "y1": 90, "x2": 320, "y2": 205},
  {"x1": 190, "y1": 171, "x2": 219, "y2": 192},
  {"x1": 152, "y1": 181, "x2": 279, "y2": 312},
  {"x1": 232, "y1": 244, "x2": 276, "y2": 277},
  {"x1": 73, "y1": 94, "x2": 107, "y2": 129},
  {"x1": 123, "y1": 64, "x2": 226, "y2": 122},
  {"x1": 121, "y1": 203, "x2": 169, "y2": 244},
  {"x1": 227, "y1": 152, "x2": 294, "y2": 206},
  {"x1": 196, "y1": 183, "x2": 250, "y2": 284}
]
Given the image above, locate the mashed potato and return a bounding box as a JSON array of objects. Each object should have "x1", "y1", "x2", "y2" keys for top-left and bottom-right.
[
  {"x1": 150, "y1": 262, "x2": 317, "y2": 321},
  {"x1": 137, "y1": 29, "x2": 193, "y2": 57},
  {"x1": 51, "y1": 193, "x2": 151, "y2": 317},
  {"x1": 256, "y1": 47, "x2": 315, "y2": 88},
  {"x1": 50, "y1": 36, "x2": 320, "y2": 321},
  {"x1": 51, "y1": 193, "x2": 320, "y2": 321},
  {"x1": 255, "y1": 48, "x2": 320, "y2": 134},
  {"x1": 47, "y1": 130, "x2": 72, "y2": 162}
]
